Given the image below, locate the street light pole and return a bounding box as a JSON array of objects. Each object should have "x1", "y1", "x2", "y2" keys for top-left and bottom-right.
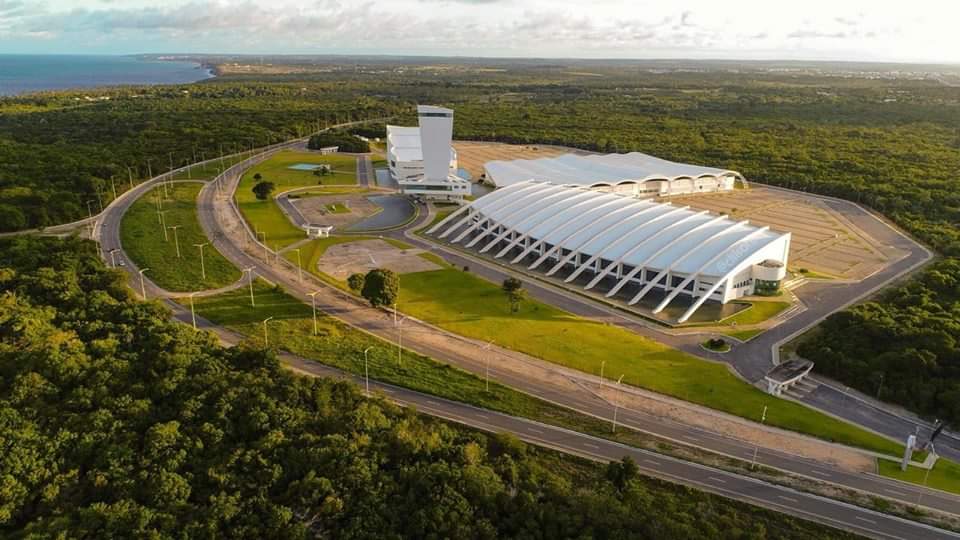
[
  {"x1": 307, "y1": 291, "x2": 320, "y2": 335},
  {"x1": 110, "y1": 175, "x2": 117, "y2": 201},
  {"x1": 262, "y1": 316, "x2": 274, "y2": 347},
  {"x1": 188, "y1": 292, "x2": 199, "y2": 329},
  {"x1": 168, "y1": 225, "x2": 182, "y2": 258},
  {"x1": 612, "y1": 374, "x2": 625, "y2": 433},
  {"x1": 138, "y1": 268, "x2": 150, "y2": 299},
  {"x1": 243, "y1": 267, "x2": 256, "y2": 307},
  {"x1": 482, "y1": 340, "x2": 495, "y2": 392},
  {"x1": 107, "y1": 248, "x2": 119, "y2": 267},
  {"x1": 293, "y1": 248, "x2": 303, "y2": 283},
  {"x1": 158, "y1": 210, "x2": 169, "y2": 241},
  {"x1": 751, "y1": 405, "x2": 768, "y2": 469},
  {"x1": 395, "y1": 315, "x2": 407, "y2": 366},
  {"x1": 194, "y1": 243, "x2": 208, "y2": 279},
  {"x1": 257, "y1": 231, "x2": 268, "y2": 260},
  {"x1": 364, "y1": 346, "x2": 373, "y2": 397},
  {"x1": 600, "y1": 360, "x2": 606, "y2": 388}
]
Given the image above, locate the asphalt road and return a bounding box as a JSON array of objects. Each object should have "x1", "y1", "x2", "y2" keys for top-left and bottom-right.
[{"x1": 96, "y1": 144, "x2": 960, "y2": 537}]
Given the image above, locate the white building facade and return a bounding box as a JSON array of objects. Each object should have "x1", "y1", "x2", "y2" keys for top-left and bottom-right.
[
  {"x1": 484, "y1": 152, "x2": 744, "y2": 198},
  {"x1": 427, "y1": 181, "x2": 789, "y2": 323},
  {"x1": 386, "y1": 106, "x2": 469, "y2": 201}
]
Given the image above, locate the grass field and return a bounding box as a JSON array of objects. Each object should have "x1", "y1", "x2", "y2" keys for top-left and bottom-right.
[
  {"x1": 723, "y1": 300, "x2": 791, "y2": 325},
  {"x1": 172, "y1": 154, "x2": 248, "y2": 181},
  {"x1": 396, "y1": 268, "x2": 902, "y2": 456},
  {"x1": 878, "y1": 459, "x2": 960, "y2": 496},
  {"x1": 120, "y1": 183, "x2": 241, "y2": 291},
  {"x1": 235, "y1": 151, "x2": 358, "y2": 249}
]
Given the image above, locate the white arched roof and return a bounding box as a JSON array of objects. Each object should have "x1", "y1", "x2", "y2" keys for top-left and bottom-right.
[
  {"x1": 484, "y1": 152, "x2": 743, "y2": 188},
  {"x1": 460, "y1": 181, "x2": 785, "y2": 279}
]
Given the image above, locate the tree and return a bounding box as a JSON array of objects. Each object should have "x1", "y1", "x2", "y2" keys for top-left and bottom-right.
[
  {"x1": 347, "y1": 273, "x2": 366, "y2": 293},
  {"x1": 252, "y1": 181, "x2": 275, "y2": 200},
  {"x1": 361, "y1": 268, "x2": 399, "y2": 308},
  {"x1": 253, "y1": 172, "x2": 262, "y2": 181},
  {"x1": 501, "y1": 277, "x2": 526, "y2": 314}
]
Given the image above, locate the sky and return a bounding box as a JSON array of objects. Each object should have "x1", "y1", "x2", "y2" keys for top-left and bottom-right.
[{"x1": 0, "y1": 0, "x2": 958, "y2": 63}]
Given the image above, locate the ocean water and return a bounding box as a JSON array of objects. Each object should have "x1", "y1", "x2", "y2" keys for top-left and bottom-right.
[{"x1": 0, "y1": 55, "x2": 213, "y2": 96}]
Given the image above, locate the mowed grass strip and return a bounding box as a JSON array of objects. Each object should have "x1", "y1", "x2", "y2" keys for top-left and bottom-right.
[
  {"x1": 878, "y1": 458, "x2": 960, "y2": 496},
  {"x1": 235, "y1": 151, "x2": 358, "y2": 249},
  {"x1": 396, "y1": 268, "x2": 902, "y2": 456},
  {"x1": 120, "y1": 183, "x2": 241, "y2": 292}
]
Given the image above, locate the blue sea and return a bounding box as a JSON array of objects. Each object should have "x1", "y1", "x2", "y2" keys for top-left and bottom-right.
[{"x1": 0, "y1": 55, "x2": 214, "y2": 96}]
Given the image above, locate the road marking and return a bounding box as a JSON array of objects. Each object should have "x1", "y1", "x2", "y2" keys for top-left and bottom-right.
[
  {"x1": 527, "y1": 427, "x2": 545, "y2": 434},
  {"x1": 854, "y1": 516, "x2": 877, "y2": 525},
  {"x1": 883, "y1": 488, "x2": 908, "y2": 497},
  {"x1": 707, "y1": 476, "x2": 726, "y2": 484},
  {"x1": 642, "y1": 459, "x2": 660, "y2": 467},
  {"x1": 810, "y1": 469, "x2": 831, "y2": 478},
  {"x1": 475, "y1": 414, "x2": 490, "y2": 420},
  {"x1": 583, "y1": 443, "x2": 600, "y2": 450},
  {"x1": 681, "y1": 434, "x2": 701, "y2": 442},
  {"x1": 381, "y1": 388, "x2": 395, "y2": 393},
  {"x1": 425, "y1": 400, "x2": 440, "y2": 406},
  {"x1": 777, "y1": 495, "x2": 799, "y2": 503}
]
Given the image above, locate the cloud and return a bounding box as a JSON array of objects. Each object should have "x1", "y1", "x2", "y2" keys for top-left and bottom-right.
[{"x1": 787, "y1": 30, "x2": 847, "y2": 39}]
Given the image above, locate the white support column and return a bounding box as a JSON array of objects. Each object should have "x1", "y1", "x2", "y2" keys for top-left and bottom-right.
[
  {"x1": 558, "y1": 206, "x2": 692, "y2": 282},
  {"x1": 426, "y1": 201, "x2": 471, "y2": 235},
  {"x1": 676, "y1": 235, "x2": 785, "y2": 323},
  {"x1": 625, "y1": 215, "x2": 735, "y2": 304},
  {"x1": 451, "y1": 185, "x2": 549, "y2": 244},
  {"x1": 580, "y1": 209, "x2": 709, "y2": 290},
  {"x1": 489, "y1": 190, "x2": 602, "y2": 256},
  {"x1": 512, "y1": 198, "x2": 631, "y2": 264},
  {"x1": 439, "y1": 182, "x2": 541, "y2": 239},
  {"x1": 465, "y1": 186, "x2": 567, "y2": 247},
  {"x1": 653, "y1": 225, "x2": 768, "y2": 313},
  {"x1": 474, "y1": 188, "x2": 588, "y2": 251}
]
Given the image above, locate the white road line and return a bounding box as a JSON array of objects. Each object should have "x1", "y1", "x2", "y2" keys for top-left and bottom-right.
[
  {"x1": 527, "y1": 427, "x2": 545, "y2": 434},
  {"x1": 707, "y1": 476, "x2": 727, "y2": 484},
  {"x1": 777, "y1": 495, "x2": 799, "y2": 503},
  {"x1": 583, "y1": 443, "x2": 600, "y2": 450},
  {"x1": 854, "y1": 516, "x2": 877, "y2": 525},
  {"x1": 425, "y1": 400, "x2": 440, "y2": 406},
  {"x1": 810, "y1": 469, "x2": 831, "y2": 477},
  {"x1": 475, "y1": 414, "x2": 490, "y2": 419},
  {"x1": 642, "y1": 459, "x2": 660, "y2": 467},
  {"x1": 681, "y1": 435, "x2": 700, "y2": 442},
  {"x1": 883, "y1": 488, "x2": 908, "y2": 497},
  {"x1": 381, "y1": 388, "x2": 395, "y2": 393}
]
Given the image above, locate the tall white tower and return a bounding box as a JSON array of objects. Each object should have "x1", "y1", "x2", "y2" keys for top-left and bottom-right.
[{"x1": 417, "y1": 105, "x2": 454, "y2": 181}]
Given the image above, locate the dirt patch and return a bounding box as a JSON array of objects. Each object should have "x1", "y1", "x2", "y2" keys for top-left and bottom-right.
[
  {"x1": 671, "y1": 187, "x2": 906, "y2": 280},
  {"x1": 318, "y1": 239, "x2": 441, "y2": 279},
  {"x1": 453, "y1": 141, "x2": 578, "y2": 180},
  {"x1": 293, "y1": 193, "x2": 378, "y2": 229}
]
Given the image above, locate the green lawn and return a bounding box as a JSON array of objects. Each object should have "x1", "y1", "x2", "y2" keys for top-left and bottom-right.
[
  {"x1": 396, "y1": 268, "x2": 902, "y2": 456},
  {"x1": 425, "y1": 208, "x2": 455, "y2": 230},
  {"x1": 727, "y1": 328, "x2": 765, "y2": 341},
  {"x1": 235, "y1": 151, "x2": 358, "y2": 249},
  {"x1": 326, "y1": 202, "x2": 350, "y2": 214},
  {"x1": 878, "y1": 459, "x2": 960, "y2": 496},
  {"x1": 172, "y1": 154, "x2": 247, "y2": 181},
  {"x1": 723, "y1": 300, "x2": 791, "y2": 325},
  {"x1": 120, "y1": 183, "x2": 241, "y2": 291}
]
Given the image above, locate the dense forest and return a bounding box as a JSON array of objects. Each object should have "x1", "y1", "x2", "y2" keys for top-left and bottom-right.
[
  {"x1": 0, "y1": 235, "x2": 857, "y2": 539},
  {"x1": 2, "y1": 61, "x2": 959, "y2": 425}
]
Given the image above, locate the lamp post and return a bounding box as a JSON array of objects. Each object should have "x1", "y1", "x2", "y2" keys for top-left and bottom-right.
[
  {"x1": 138, "y1": 268, "x2": 150, "y2": 299},
  {"x1": 262, "y1": 316, "x2": 273, "y2": 347},
  {"x1": 612, "y1": 374, "x2": 625, "y2": 433},
  {"x1": 194, "y1": 243, "x2": 208, "y2": 279},
  {"x1": 293, "y1": 248, "x2": 303, "y2": 283},
  {"x1": 395, "y1": 315, "x2": 407, "y2": 366},
  {"x1": 242, "y1": 267, "x2": 256, "y2": 307},
  {"x1": 600, "y1": 360, "x2": 606, "y2": 388},
  {"x1": 110, "y1": 175, "x2": 117, "y2": 201},
  {"x1": 257, "y1": 231, "x2": 268, "y2": 260},
  {"x1": 158, "y1": 210, "x2": 169, "y2": 241},
  {"x1": 363, "y1": 346, "x2": 373, "y2": 397},
  {"x1": 107, "y1": 248, "x2": 119, "y2": 267},
  {"x1": 751, "y1": 405, "x2": 768, "y2": 469},
  {"x1": 168, "y1": 225, "x2": 182, "y2": 258},
  {"x1": 188, "y1": 292, "x2": 199, "y2": 329},
  {"x1": 482, "y1": 340, "x2": 495, "y2": 392},
  {"x1": 307, "y1": 290, "x2": 321, "y2": 336}
]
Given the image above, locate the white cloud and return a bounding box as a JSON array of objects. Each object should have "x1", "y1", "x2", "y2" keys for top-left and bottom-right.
[{"x1": 0, "y1": 0, "x2": 958, "y2": 63}]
